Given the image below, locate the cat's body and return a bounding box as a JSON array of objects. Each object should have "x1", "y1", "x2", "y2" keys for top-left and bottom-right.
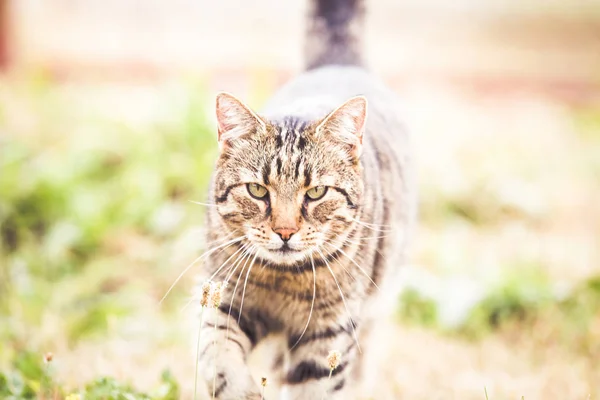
[{"x1": 195, "y1": 1, "x2": 415, "y2": 399}]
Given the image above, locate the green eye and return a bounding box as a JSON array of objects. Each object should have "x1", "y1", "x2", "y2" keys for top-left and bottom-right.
[
  {"x1": 247, "y1": 183, "x2": 268, "y2": 199},
  {"x1": 306, "y1": 186, "x2": 327, "y2": 200}
]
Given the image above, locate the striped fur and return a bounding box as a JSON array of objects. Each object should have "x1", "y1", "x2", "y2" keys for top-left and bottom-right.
[{"x1": 195, "y1": 1, "x2": 416, "y2": 399}]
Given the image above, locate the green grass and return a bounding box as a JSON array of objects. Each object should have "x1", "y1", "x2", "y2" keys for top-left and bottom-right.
[
  {"x1": 0, "y1": 77, "x2": 218, "y2": 397},
  {"x1": 398, "y1": 288, "x2": 438, "y2": 328},
  {"x1": 398, "y1": 269, "x2": 600, "y2": 358},
  {"x1": 0, "y1": 350, "x2": 179, "y2": 399}
]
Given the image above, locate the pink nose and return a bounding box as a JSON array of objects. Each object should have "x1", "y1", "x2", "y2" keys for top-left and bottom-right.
[{"x1": 273, "y1": 227, "x2": 299, "y2": 242}]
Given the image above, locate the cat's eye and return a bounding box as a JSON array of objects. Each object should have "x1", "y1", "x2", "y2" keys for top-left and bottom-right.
[
  {"x1": 247, "y1": 183, "x2": 269, "y2": 199},
  {"x1": 306, "y1": 186, "x2": 327, "y2": 201}
]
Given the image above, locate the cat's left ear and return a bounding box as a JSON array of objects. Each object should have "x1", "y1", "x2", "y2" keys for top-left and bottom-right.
[
  {"x1": 316, "y1": 96, "x2": 367, "y2": 157},
  {"x1": 215, "y1": 92, "x2": 266, "y2": 149}
]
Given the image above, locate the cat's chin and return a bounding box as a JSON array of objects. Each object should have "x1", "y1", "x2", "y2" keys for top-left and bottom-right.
[{"x1": 255, "y1": 246, "x2": 311, "y2": 267}]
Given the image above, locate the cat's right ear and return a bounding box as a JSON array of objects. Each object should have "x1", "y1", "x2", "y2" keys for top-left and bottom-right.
[{"x1": 215, "y1": 92, "x2": 266, "y2": 149}]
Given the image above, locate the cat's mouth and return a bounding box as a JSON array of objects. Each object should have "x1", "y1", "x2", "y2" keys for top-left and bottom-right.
[
  {"x1": 258, "y1": 243, "x2": 309, "y2": 265},
  {"x1": 278, "y1": 243, "x2": 294, "y2": 253}
]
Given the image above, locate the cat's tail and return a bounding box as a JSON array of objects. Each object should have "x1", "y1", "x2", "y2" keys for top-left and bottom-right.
[{"x1": 305, "y1": 0, "x2": 365, "y2": 70}]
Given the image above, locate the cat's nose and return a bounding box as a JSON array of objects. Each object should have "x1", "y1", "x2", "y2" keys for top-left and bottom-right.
[{"x1": 273, "y1": 227, "x2": 299, "y2": 242}]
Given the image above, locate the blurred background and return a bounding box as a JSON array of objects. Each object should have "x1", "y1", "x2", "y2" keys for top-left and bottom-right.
[{"x1": 1, "y1": 0, "x2": 599, "y2": 398}]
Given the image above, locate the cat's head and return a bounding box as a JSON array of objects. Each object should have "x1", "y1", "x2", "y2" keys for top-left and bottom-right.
[{"x1": 212, "y1": 92, "x2": 367, "y2": 266}]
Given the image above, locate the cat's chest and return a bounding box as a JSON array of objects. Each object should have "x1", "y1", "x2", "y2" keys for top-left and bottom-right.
[{"x1": 244, "y1": 268, "x2": 363, "y2": 327}]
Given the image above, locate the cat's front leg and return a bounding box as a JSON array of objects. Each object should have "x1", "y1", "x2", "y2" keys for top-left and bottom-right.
[
  {"x1": 196, "y1": 304, "x2": 261, "y2": 400},
  {"x1": 280, "y1": 328, "x2": 359, "y2": 400}
]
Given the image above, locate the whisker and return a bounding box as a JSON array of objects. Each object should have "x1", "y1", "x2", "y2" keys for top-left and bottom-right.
[
  {"x1": 349, "y1": 217, "x2": 392, "y2": 233},
  {"x1": 315, "y1": 248, "x2": 361, "y2": 353},
  {"x1": 343, "y1": 234, "x2": 390, "y2": 244},
  {"x1": 315, "y1": 241, "x2": 355, "y2": 281},
  {"x1": 323, "y1": 239, "x2": 380, "y2": 291},
  {"x1": 160, "y1": 235, "x2": 246, "y2": 304},
  {"x1": 326, "y1": 246, "x2": 357, "y2": 282},
  {"x1": 226, "y1": 246, "x2": 256, "y2": 341},
  {"x1": 290, "y1": 253, "x2": 317, "y2": 350},
  {"x1": 220, "y1": 243, "x2": 251, "y2": 285},
  {"x1": 238, "y1": 250, "x2": 260, "y2": 325},
  {"x1": 349, "y1": 216, "x2": 391, "y2": 228},
  {"x1": 179, "y1": 294, "x2": 197, "y2": 314},
  {"x1": 338, "y1": 233, "x2": 390, "y2": 265},
  {"x1": 203, "y1": 230, "x2": 236, "y2": 247},
  {"x1": 224, "y1": 244, "x2": 252, "y2": 284},
  {"x1": 178, "y1": 234, "x2": 241, "y2": 314},
  {"x1": 208, "y1": 243, "x2": 249, "y2": 282},
  {"x1": 189, "y1": 200, "x2": 218, "y2": 207}
]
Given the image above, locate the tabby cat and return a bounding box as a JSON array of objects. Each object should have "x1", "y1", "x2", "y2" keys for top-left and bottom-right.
[{"x1": 194, "y1": 0, "x2": 416, "y2": 398}]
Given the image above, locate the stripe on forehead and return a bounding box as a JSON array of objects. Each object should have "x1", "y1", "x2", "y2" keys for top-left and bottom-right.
[
  {"x1": 266, "y1": 116, "x2": 314, "y2": 185},
  {"x1": 268, "y1": 149, "x2": 306, "y2": 180},
  {"x1": 275, "y1": 116, "x2": 310, "y2": 152}
]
